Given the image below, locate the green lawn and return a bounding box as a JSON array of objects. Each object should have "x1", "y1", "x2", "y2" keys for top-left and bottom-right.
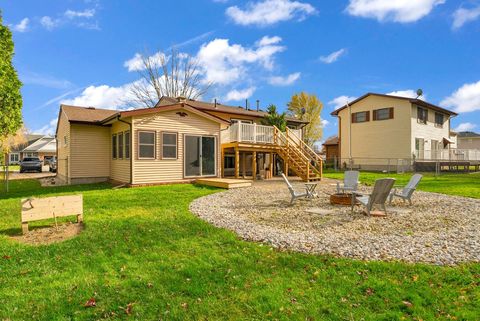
[
  {"x1": 324, "y1": 170, "x2": 480, "y2": 199},
  {"x1": 0, "y1": 180, "x2": 479, "y2": 320}
]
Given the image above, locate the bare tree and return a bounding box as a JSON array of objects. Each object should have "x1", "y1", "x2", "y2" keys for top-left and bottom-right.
[{"x1": 128, "y1": 48, "x2": 212, "y2": 108}]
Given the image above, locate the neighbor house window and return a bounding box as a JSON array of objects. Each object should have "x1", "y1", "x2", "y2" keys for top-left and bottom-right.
[
  {"x1": 125, "y1": 131, "x2": 130, "y2": 159},
  {"x1": 435, "y1": 113, "x2": 444, "y2": 128},
  {"x1": 112, "y1": 134, "x2": 117, "y2": 159},
  {"x1": 9, "y1": 153, "x2": 19, "y2": 163},
  {"x1": 118, "y1": 132, "x2": 124, "y2": 159},
  {"x1": 138, "y1": 131, "x2": 155, "y2": 159},
  {"x1": 417, "y1": 107, "x2": 428, "y2": 124},
  {"x1": 162, "y1": 132, "x2": 177, "y2": 159},
  {"x1": 373, "y1": 107, "x2": 394, "y2": 121},
  {"x1": 351, "y1": 111, "x2": 369, "y2": 123}
]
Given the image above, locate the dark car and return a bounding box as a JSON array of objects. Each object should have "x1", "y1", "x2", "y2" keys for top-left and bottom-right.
[
  {"x1": 20, "y1": 157, "x2": 43, "y2": 173},
  {"x1": 49, "y1": 156, "x2": 57, "y2": 173}
]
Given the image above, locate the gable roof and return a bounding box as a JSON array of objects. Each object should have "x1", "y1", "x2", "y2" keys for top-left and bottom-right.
[
  {"x1": 9, "y1": 134, "x2": 44, "y2": 152},
  {"x1": 322, "y1": 135, "x2": 339, "y2": 146},
  {"x1": 156, "y1": 96, "x2": 308, "y2": 124},
  {"x1": 458, "y1": 131, "x2": 480, "y2": 138},
  {"x1": 330, "y1": 93, "x2": 458, "y2": 116},
  {"x1": 23, "y1": 136, "x2": 56, "y2": 152},
  {"x1": 61, "y1": 105, "x2": 118, "y2": 123}
]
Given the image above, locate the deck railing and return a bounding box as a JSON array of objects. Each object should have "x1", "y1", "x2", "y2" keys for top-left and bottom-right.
[
  {"x1": 227, "y1": 123, "x2": 301, "y2": 144},
  {"x1": 414, "y1": 149, "x2": 480, "y2": 161}
]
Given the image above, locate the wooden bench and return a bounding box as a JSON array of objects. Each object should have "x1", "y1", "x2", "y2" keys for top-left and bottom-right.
[{"x1": 21, "y1": 195, "x2": 83, "y2": 234}]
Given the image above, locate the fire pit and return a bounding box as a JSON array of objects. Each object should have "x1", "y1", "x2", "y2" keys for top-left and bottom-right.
[{"x1": 330, "y1": 193, "x2": 358, "y2": 206}]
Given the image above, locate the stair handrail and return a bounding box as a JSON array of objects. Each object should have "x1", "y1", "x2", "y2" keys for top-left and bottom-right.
[
  {"x1": 285, "y1": 128, "x2": 323, "y2": 164},
  {"x1": 273, "y1": 126, "x2": 310, "y2": 163}
]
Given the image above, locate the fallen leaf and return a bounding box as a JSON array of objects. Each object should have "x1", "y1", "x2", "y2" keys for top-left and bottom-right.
[
  {"x1": 84, "y1": 297, "x2": 96, "y2": 308},
  {"x1": 402, "y1": 300, "x2": 413, "y2": 308},
  {"x1": 412, "y1": 275, "x2": 419, "y2": 282},
  {"x1": 181, "y1": 302, "x2": 188, "y2": 309},
  {"x1": 365, "y1": 288, "x2": 374, "y2": 296},
  {"x1": 124, "y1": 303, "x2": 133, "y2": 315},
  {"x1": 2, "y1": 255, "x2": 11, "y2": 259}
]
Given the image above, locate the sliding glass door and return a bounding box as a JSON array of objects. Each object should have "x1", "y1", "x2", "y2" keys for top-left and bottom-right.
[{"x1": 184, "y1": 135, "x2": 216, "y2": 177}]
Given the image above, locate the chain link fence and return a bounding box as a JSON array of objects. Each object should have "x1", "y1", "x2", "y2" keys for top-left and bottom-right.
[{"x1": 324, "y1": 156, "x2": 479, "y2": 175}]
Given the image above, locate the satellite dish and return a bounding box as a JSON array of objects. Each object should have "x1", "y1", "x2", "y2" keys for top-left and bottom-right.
[{"x1": 416, "y1": 89, "x2": 423, "y2": 98}]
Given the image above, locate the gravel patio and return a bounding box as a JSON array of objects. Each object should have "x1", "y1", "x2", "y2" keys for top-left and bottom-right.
[{"x1": 190, "y1": 178, "x2": 480, "y2": 265}]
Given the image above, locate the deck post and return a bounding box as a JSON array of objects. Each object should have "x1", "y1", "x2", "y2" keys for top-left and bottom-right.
[
  {"x1": 284, "y1": 158, "x2": 289, "y2": 177},
  {"x1": 235, "y1": 148, "x2": 240, "y2": 179},
  {"x1": 242, "y1": 152, "x2": 246, "y2": 178},
  {"x1": 237, "y1": 123, "x2": 242, "y2": 142},
  {"x1": 221, "y1": 147, "x2": 225, "y2": 178},
  {"x1": 269, "y1": 152, "x2": 274, "y2": 178},
  {"x1": 253, "y1": 123, "x2": 257, "y2": 143},
  {"x1": 307, "y1": 162, "x2": 310, "y2": 181},
  {"x1": 252, "y1": 151, "x2": 257, "y2": 180}
]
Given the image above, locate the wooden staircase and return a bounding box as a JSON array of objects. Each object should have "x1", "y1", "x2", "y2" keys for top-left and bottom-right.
[{"x1": 273, "y1": 126, "x2": 323, "y2": 182}]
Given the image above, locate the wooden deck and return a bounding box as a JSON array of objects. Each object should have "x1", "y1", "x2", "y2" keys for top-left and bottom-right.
[{"x1": 195, "y1": 178, "x2": 252, "y2": 189}]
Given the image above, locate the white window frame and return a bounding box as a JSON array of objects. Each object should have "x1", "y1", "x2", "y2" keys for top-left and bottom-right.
[
  {"x1": 183, "y1": 135, "x2": 217, "y2": 178},
  {"x1": 161, "y1": 132, "x2": 178, "y2": 159}
]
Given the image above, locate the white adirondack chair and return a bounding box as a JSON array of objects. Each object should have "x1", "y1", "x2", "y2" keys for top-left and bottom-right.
[
  {"x1": 337, "y1": 170, "x2": 360, "y2": 194},
  {"x1": 353, "y1": 178, "x2": 395, "y2": 216},
  {"x1": 389, "y1": 174, "x2": 423, "y2": 205},
  {"x1": 281, "y1": 173, "x2": 309, "y2": 204}
]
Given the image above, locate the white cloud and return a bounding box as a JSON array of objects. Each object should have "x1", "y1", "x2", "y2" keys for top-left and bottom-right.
[
  {"x1": 319, "y1": 48, "x2": 346, "y2": 64},
  {"x1": 65, "y1": 9, "x2": 96, "y2": 19},
  {"x1": 124, "y1": 52, "x2": 168, "y2": 72},
  {"x1": 452, "y1": 5, "x2": 480, "y2": 29},
  {"x1": 61, "y1": 82, "x2": 138, "y2": 109},
  {"x1": 34, "y1": 118, "x2": 58, "y2": 136},
  {"x1": 268, "y1": 72, "x2": 300, "y2": 86},
  {"x1": 196, "y1": 37, "x2": 285, "y2": 85},
  {"x1": 40, "y1": 16, "x2": 59, "y2": 30},
  {"x1": 321, "y1": 119, "x2": 330, "y2": 127},
  {"x1": 346, "y1": 0, "x2": 445, "y2": 23},
  {"x1": 256, "y1": 35, "x2": 282, "y2": 46},
  {"x1": 226, "y1": 0, "x2": 317, "y2": 26},
  {"x1": 328, "y1": 95, "x2": 358, "y2": 109},
  {"x1": 454, "y1": 122, "x2": 477, "y2": 132},
  {"x1": 225, "y1": 87, "x2": 256, "y2": 101},
  {"x1": 386, "y1": 89, "x2": 419, "y2": 99},
  {"x1": 12, "y1": 18, "x2": 30, "y2": 32},
  {"x1": 440, "y1": 80, "x2": 480, "y2": 113}
]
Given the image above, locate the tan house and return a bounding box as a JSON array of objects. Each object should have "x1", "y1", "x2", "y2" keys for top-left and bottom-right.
[
  {"x1": 457, "y1": 131, "x2": 480, "y2": 150},
  {"x1": 7, "y1": 135, "x2": 56, "y2": 165},
  {"x1": 330, "y1": 93, "x2": 465, "y2": 170},
  {"x1": 56, "y1": 97, "x2": 322, "y2": 185}
]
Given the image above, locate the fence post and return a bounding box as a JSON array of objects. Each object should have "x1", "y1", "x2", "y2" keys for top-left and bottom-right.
[{"x1": 334, "y1": 155, "x2": 338, "y2": 172}]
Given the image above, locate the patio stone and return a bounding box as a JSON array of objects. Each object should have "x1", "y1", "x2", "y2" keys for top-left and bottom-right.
[{"x1": 190, "y1": 179, "x2": 480, "y2": 265}]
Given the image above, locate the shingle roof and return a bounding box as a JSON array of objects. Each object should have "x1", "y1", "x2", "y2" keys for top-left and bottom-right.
[
  {"x1": 330, "y1": 93, "x2": 458, "y2": 116},
  {"x1": 61, "y1": 105, "x2": 118, "y2": 123},
  {"x1": 322, "y1": 135, "x2": 339, "y2": 146},
  {"x1": 457, "y1": 131, "x2": 480, "y2": 138},
  {"x1": 156, "y1": 97, "x2": 308, "y2": 124}
]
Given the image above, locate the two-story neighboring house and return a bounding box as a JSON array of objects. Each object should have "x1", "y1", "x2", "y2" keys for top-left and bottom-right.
[
  {"x1": 457, "y1": 131, "x2": 480, "y2": 150},
  {"x1": 330, "y1": 93, "x2": 463, "y2": 171}
]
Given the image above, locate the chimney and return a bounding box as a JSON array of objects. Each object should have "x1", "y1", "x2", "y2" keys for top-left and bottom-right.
[
  {"x1": 245, "y1": 99, "x2": 248, "y2": 109},
  {"x1": 176, "y1": 96, "x2": 187, "y2": 103},
  {"x1": 214, "y1": 98, "x2": 218, "y2": 109},
  {"x1": 256, "y1": 100, "x2": 260, "y2": 112}
]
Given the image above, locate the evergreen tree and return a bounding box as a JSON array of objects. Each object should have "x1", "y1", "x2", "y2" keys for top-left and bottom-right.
[{"x1": 261, "y1": 104, "x2": 287, "y2": 131}]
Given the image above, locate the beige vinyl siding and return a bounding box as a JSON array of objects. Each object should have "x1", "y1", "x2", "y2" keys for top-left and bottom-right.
[
  {"x1": 338, "y1": 95, "x2": 412, "y2": 163},
  {"x1": 110, "y1": 120, "x2": 131, "y2": 183},
  {"x1": 70, "y1": 124, "x2": 110, "y2": 178},
  {"x1": 411, "y1": 106, "x2": 453, "y2": 155},
  {"x1": 56, "y1": 110, "x2": 70, "y2": 183},
  {"x1": 132, "y1": 109, "x2": 221, "y2": 184}
]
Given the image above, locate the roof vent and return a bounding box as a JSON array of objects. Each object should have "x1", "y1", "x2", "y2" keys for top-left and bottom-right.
[{"x1": 176, "y1": 96, "x2": 187, "y2": 103}]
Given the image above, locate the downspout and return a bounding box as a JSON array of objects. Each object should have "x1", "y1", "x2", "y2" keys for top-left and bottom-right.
[{"x1": 117, "y1": 115, "x2": 133, "y2": 185}]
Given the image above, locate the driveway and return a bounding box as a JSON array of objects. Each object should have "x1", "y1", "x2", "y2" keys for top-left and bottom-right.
[{"x1": 8, "y1": 166, "x2": 55, "y2": 180}]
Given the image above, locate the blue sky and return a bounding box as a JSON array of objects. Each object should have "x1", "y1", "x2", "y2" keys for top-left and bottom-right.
[{"x1": 3, "y1": 0, "x2": 480, "y2": 141}]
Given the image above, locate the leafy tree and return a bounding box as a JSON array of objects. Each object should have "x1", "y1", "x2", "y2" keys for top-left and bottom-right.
[
  {"x1": 0, "y1": 12, "x2": 23, "y2": 154},
  {"x1": 287, "y1": 92, "x2": 323, "y2": 146},
  {"x1": 261, "y1": 104, "x2": 286, "y2": 131}
]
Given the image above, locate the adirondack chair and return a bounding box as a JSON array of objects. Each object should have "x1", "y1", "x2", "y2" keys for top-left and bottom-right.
[
  {"x1": 353, "y1": 178, "x2": 395, "y2": 216},
  {"x1": 389, "y1": 174, "x2": 423, "y2": 205},
  {"x1": 281, "y1": 173, "x2": 309, "y2": 204},
  {"x1": 337, "y1": 170, "x2": 360, "y2": 194}
]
